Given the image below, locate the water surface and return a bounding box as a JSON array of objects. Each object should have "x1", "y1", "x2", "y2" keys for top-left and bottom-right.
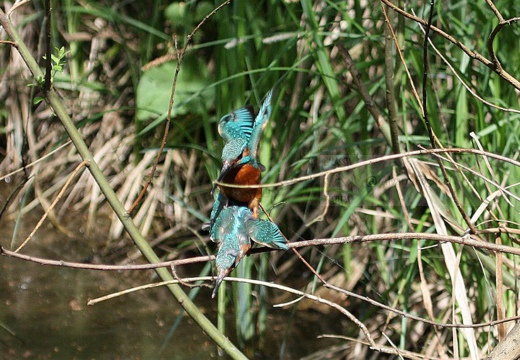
[{"x1": 0, "y1": 212, "x2": 215, "y2": 359}]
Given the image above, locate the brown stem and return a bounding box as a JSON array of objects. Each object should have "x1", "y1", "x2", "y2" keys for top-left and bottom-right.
[
  {"x1": 380, "y1": 0, "x2": 520, "y2": 90},
  {"x1": 44, "y1": 0, "x2": 51, "y2": 92},
  {"x1": 4, "y1": 230, "x2": 520, "y2": 271},
  {"x1": 128, "y1": 1, "x2": 231, "y2": 215}
]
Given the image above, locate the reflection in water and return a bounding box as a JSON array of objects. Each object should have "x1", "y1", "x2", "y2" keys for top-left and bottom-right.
[{"x1": 0, "y1": 218, "x2": 215, "y2": 359}]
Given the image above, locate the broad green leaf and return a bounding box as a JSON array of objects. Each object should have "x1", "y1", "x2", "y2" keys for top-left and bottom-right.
[{"x1": 136, "y1": 58, "x2": 213, "y2": 122}]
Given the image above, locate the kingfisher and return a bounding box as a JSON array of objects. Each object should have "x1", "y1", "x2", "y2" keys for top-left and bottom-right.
[
  {"x1": 210, "y1": 205, "x2": 289, "y2": 297},
  {"x1": 217, "y1": 89, "x2": 273, "y2": 218},
  {"x1": 207, "y1": 104, "x2": 257, "y2": 223},
  {"x1": 211, "y1": 206, "x2": 253, "y2": 298}
]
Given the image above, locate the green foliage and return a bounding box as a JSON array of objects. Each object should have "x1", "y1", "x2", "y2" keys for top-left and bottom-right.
[
  {"x1": 48, "y1": 46, "x2": 69, "y2": 76},
  {"x1": 30, "y1": 46, "x2": 70, "y2": 104},
  {"x1": 3, "y1": 0, "x2": 520, "y2": 358}
]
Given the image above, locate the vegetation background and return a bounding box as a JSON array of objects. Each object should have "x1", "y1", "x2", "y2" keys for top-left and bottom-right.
[{"x1": 1, "y1": 0, "x2": 520, "y2": 358}]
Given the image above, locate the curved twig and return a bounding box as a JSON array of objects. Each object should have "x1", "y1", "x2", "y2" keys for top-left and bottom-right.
[
  {"x1": 487, "y1": 16, "x2": 520, "y2": 72},
  {"x1": 87, "y1": 275, "x2": 520, "y2": 330},
  {"x1": 380, "y1": 0, "x2": 520, "y2": 90}
]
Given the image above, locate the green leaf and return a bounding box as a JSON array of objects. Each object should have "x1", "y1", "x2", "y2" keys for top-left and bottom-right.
[
  {"x1": 135, "y1": 57, "x2": 214, "y2": 122},
  {"x1": 33, "y1": 96, "x2": 45, "y2": 105}
]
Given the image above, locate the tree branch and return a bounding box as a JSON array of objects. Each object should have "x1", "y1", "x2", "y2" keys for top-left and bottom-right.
[{"x1": 4, "y1": 230, "x2": 520, "y2": 270}]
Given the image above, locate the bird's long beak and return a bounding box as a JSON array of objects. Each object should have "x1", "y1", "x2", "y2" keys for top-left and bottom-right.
[
  {"x1": 212, "y1": 268, "x2": 229, "y2": 298},
  {"x1": 217, "y1": 162, "x2": 232, "y2": 182}
]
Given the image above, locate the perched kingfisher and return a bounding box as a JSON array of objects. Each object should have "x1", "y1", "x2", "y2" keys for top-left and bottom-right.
[
  {"x1": 211, "y1": 206, "x2": 253, "y2": 298},
  {"x1": 207, "y1": 89, "x2": 283, "y2": 298},
  {"x1": 217, "y1": 89, "x2": 273, "y2": 218},
  {"x1": 210, "y1": 204, "x2": 288, "y2": 297}
]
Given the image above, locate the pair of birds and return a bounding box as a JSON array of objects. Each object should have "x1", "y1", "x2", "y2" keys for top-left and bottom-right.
[{"x1": 207, "y1": 89, "x2": 289, "y2": 298}]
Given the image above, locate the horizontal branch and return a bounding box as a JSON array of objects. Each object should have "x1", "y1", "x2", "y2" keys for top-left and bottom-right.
[
  {"x1": 2, "y1": 230, "x2": 519, "y2": 271},
  {"x1": 215, "y1": 148, "x2": 520, "y2": 189},
  {"x1": 0, "y1": 246, "x2": 213, "y2": 270}
]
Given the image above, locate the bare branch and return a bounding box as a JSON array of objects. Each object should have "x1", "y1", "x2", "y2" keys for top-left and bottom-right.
[
  {"x1": 88, "y1": 275, "x2": 520, "y2": 331},
  {"x1": 380, "y1": 0, "x2": 520, "y2": 90},
  {"x1": 4, "y1": 231, "x2": 520, "y2": 270},
  {"x1": 215, "y1": 148, "x2": 520, "y2": 190}
]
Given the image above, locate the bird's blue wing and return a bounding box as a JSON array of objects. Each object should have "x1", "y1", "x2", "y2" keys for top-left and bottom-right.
[
  {"x1": 247, "y1": 217, "x2": 288, "y2": 250},
  {"x1": 231, "y1": 105, "x2": 255, "y2": 139}
]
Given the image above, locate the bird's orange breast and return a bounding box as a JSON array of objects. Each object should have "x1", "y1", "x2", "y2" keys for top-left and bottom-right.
[{"x1": 219, "y1": 164, "x2": 262, "y2": 204}]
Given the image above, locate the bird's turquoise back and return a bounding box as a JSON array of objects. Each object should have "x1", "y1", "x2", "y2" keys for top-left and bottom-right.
[
  {"x1": 215, "y1": 233, "x2": 240, "y2": 270},
  {"x1": 211, "y1": 205, "x2": 252, "y2": 242}
]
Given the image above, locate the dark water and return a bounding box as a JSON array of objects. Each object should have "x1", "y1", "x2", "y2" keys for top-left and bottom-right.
[
  {"x1": 0, "y1": 212, "x2": 216, "y2": 359},
  {"x1": 1, "y1": 260, "x2": 217, "y2": 359}
]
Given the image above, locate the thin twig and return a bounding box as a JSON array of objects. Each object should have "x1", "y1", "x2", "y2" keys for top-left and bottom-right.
[
  {"x1": 320, "y1": 334, "x2": 429, "y2": 360},
  {"x1": 304, "y1": 172, "x2": 331, "y2": 226},
  {"x1": 1, "y1": 246, "x2": 212, "y2": 269},
  {"x1": 487, "y1": 17, "x2": 520, "y2": 72},
  {"x1": 88, "y1": 275, "x2": 375, "y2": 346},
  {"x1": 0, "y1": 141, "x2": 73, "y2": 181},
  {"x1": 0, "y1": 40, "x2": 18, "y2": 47},
  {"x1": 87, "y1": 275, "x2": 520, "y2": 330},
  {"x1": 484, "y1": 0, "x2": 520, "y2": 72},
  {"x1": 0, "y1": 177, "x2": 30, "y2": 222},
  {"x1": 421, "y1": 29, "x2": 520, "y2": 114},
  {"x1": 425, "y1": 152, "x2": 520, "y2": 206},
  {"x1": 7, "y1": 0, "x2": 31, "y2": 15},
  {"x1": 260, "y1": 203, "x2": 327, "y2": 284},
  {"x1": 128, "y1": 1, "x2": 231, "y2": 215},
  {"x1": 214, "y1": 148, "x2": 520, "y2": 190},
  {"x1": 380, "y1": 0, "x2": 520, "y2": 90}
]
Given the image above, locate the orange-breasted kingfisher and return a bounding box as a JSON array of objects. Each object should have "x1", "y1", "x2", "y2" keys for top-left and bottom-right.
[{"x1": 217, "y1": 89, "x2": 273, "y2": 218}]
